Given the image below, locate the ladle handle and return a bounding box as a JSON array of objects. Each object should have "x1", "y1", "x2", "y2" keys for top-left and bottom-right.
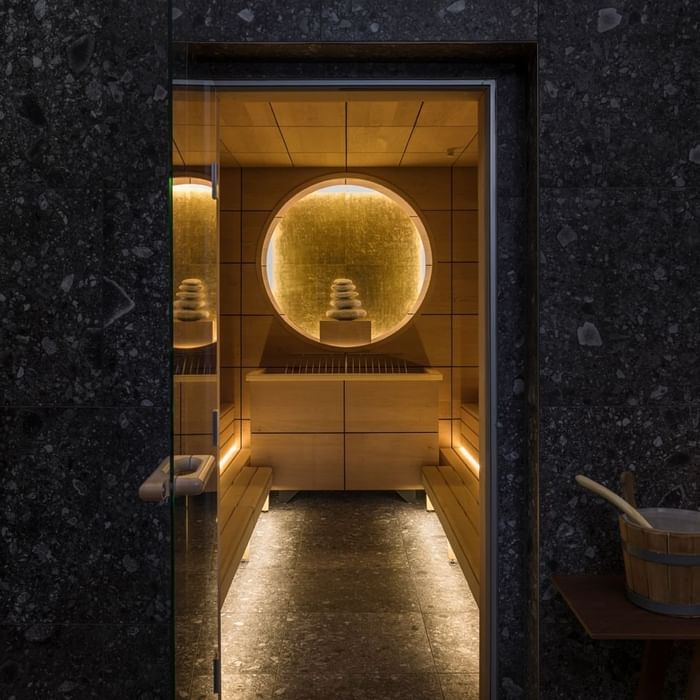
[{"x1": 575, "y1": 475, "x2": 653, "y2": 529}]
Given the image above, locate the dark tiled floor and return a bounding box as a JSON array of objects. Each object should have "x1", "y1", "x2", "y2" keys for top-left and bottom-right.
[
  {"x1": 221, "y1": 491, "x2": 479, "y2": 699},
  {"x1": 174, "y1": 494, "x2": 220, "y2": 700}
]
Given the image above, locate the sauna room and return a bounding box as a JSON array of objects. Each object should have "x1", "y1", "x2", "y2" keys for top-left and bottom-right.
[{"x1": 169, "y1": 85, "x2": 488, "y2": 698}]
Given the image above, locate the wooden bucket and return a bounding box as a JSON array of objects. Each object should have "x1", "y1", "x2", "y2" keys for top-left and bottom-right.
[{"x1": 620, "y1": 508, "x2": 700, "y2": 617}]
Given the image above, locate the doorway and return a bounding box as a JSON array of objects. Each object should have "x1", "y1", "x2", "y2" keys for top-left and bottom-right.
[{"x1": 170, "y1": 80, "x2": 496, "y2": 699}]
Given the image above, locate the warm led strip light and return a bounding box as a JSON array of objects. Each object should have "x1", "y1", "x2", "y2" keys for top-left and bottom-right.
[
  {"x1": 219, "y1": 442, "x2": 240, "y2": 473},
  {"x1": 458, "y1": 444, "x2": 481, "y2": 476},
  {"x1": 173, "y1": 182, "x2": 211, "y2": 193}
]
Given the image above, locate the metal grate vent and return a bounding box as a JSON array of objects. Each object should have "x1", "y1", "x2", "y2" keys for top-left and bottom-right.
[
  {"x1": 279, "y1": 354, "x2": 423, "y2": 375},
  {"x1": 174, "y1": 344, "x2": 216, "y2": 375}
]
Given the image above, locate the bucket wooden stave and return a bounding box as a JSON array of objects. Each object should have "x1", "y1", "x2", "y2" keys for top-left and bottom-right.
[{"x1": 620, "y1": 508, "x2": 700, "y2": 617}]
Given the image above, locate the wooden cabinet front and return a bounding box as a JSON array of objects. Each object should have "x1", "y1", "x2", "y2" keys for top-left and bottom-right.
[{"x1": 248, "y1": 370, "x2": 441, "y2": 490}]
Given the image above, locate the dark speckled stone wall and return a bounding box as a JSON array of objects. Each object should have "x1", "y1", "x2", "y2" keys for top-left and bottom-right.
[
  {"x1": 0, "y1": 1, "x2": 172, "y2": 698},
  {"x1": 538, "y1": 2, "x2": 699, "y2": 697},
  {"x1": 3, "y1": 0, "x2": 698, "y2": 697}
]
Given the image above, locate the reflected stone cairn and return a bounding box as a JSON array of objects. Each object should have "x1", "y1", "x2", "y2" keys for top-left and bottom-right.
[
  {"x1": 326, "y1": 278, "x2": 368, "y2": 320},
  {"x1": 320, "y1": 278, "x2": 371, "y2": 347},
  {"x1": 174, "y1": 278, "x2": 210, "y2": 321},
  {"x1": 173, "y1": 277, "x2": 217, "y2": 348}
]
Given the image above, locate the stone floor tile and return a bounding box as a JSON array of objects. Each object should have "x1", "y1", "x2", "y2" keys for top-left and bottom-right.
[
  {"x1": 288, "y1": 566, "x2": 420, "y2": 613},
  {"x1": 221, "y1": 672, "x2": 277, "y2": 699},
  {"x1": 272, "y1": 672, "x2": 444, "y2": 699},
  {"x1": 423, "y1": 613, "x2": 480, "y2": 674},
  {"x1": 439, "y1": 672, "x2": 480, "y2": 699},
  {"x1": 412, "y1": 570, "x2": 478, "y2": 614},
  {"x1": 222, "y1": 565, "x2": 292, "y2": 613},
  {"x1": 220, "y1": 612, "x2": 284, "y2": 674},
  {"x1": 277, "y1": 612, "x2": 436, "y2": 675}
]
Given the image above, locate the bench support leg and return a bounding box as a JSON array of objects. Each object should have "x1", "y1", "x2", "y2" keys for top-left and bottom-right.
[
  {"x1": 262, "y1": 495, "x2": 270, "y2": 512},
  {"x1": 426, "y1": 494, "x2": 435, "y2": 512},
  {"x1": 447, "y1": 542, "x2": 457, "y2": 563},
  {"x1": 276, "y1": 490, "x2": 299, "y2": 504},
  {"x1": 396, "y1": 490, "x2": 417, "y2": 503}
]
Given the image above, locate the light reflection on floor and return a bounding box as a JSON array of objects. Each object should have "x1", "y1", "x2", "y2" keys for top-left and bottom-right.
[{"x1": 220, "y1": 491, "x2": 479, "y2": 699}]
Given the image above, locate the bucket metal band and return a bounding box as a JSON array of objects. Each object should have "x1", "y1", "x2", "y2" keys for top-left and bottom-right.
[
  {"x1": 623, "y1": 544, "x2": 700, "y2": 567},
  {"x1": 626, "y1": 588, "x2": 700, "y2": 617}
]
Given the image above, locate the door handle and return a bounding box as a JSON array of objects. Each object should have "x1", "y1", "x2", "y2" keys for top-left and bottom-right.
[{"x1": 138, "y1": 455, "x2": 216, "y2": 502}]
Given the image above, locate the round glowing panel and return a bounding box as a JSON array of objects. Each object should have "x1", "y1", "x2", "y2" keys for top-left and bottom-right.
[{"x1": 262, "y1": 179, "x2": 432, "y2": 346}]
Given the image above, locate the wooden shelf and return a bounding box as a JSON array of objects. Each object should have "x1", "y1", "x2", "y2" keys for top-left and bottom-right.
[{"x1": 553, "y1": 574, "x2": 700, "y2": 639}]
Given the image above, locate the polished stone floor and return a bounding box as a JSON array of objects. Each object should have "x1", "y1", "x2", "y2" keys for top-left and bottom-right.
[
  {"x1": 174, "y1": 493, "x2": 220, "y2": 699},
  {"x1": 220, "y1": 491, "x2": 479, "y2": 699}
]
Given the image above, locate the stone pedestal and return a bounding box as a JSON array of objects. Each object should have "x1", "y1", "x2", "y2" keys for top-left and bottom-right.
[
  {"x1": 174, "y1": 319, "x2": 217, "y2": 349},
  {"x1": 319, "y1": 319, "x2": 372, "y2": 347}
]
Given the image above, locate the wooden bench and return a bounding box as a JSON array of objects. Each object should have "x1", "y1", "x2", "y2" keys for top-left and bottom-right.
[
  {"x1": 218, "y1": 448, "x2": 272, "y2": 606},
  {"x1": 422, "y1": 405, "x2": 481, "y2": 601},
  {"x1": 459, "y1": 403, "x2": 480, "y2": 461}
]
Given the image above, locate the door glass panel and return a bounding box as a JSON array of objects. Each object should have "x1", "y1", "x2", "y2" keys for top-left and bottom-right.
[{"x1": 171, "y1": 84, "x2": 221, "y2": 698}]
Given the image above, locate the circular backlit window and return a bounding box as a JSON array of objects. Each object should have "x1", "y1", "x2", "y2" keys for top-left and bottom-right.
[{"x1": 262, "y1": 177, "x2": 432, "y2": 347}]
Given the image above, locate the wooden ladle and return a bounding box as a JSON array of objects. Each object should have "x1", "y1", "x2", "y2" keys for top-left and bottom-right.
[{"x1": 575, "y1": 474, "x2": 654, "y2": 529}]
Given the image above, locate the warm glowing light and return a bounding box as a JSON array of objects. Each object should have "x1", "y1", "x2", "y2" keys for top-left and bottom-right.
[
  {"x1": 458, "y1": 445, "x2": 481, "y2": 476},
  {"x1": 173, "y1": 182, "x2": 212, "y2": 194},
  {"x1": 172, "y1": 177, "x2": 217, "y2": 351},
  {"x1": 312, "y1": 184, "x2": 375, "y2": 194},
  {"x1": 261, "y1": 178, "x2": 432, "y2": 346},
  {"x1": 219, "y1": 443, "x2": 240, "y2": 472}
]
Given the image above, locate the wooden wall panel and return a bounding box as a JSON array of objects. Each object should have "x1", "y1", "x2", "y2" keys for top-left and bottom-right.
[
  {"x1": 250, "y1": 380, "x2": 344, "y2": 433},
  {"x1": 220, "y1": 211, "x2": 241, "y2": 263},
  {"x1": 346, "y1": 433, "x2": 439, "y2": 490},
  {"x1": 251, "y1": 434, "x2": 344, "y2": 490},
  {"x1": 179, "y1": 377, "x2": 216, "y2": 436},
  {"x1": 452, "y1": 211, "x2": 479, "y2": 262},
  {"x1": 345, "y1": 381, "x2": 440, "y2": 433}
]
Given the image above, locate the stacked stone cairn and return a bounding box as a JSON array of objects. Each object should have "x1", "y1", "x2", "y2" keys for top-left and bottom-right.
[
  {"x1": 174, "y1": 278, "x2": 210, "y2": 321},
  {"x1": 326, "y1": 278, "x2": 367, "y2": 320}
]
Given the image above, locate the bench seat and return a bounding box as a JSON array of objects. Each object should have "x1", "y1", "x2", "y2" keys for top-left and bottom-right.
[
  {"x1": 422, "y1": 445, "x2": 481, "y2": 601},
  {"x1": 218, "y1": 458, "x2": 272, "y2": 606}
]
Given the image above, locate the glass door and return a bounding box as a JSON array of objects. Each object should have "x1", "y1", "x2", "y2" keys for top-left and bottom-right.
[{"x1": 171, "y1": 84, "x2": 221, "y2": 698}]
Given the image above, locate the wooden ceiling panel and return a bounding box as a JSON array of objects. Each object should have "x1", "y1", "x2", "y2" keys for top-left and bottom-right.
[
  {"x1": 289, "y1": 152, "x2": 346, "y2": 167},
  {"x1": 418, "y1": 100, "x2": 479, "y2": 127},
  {"x1": 219, "y1": 100, "x2": 277, "y2": 127},
  {"x1": 347, "y1": 126, "x2": 413, "y2": 153},
  {"x1": 172, "y1": 91, "x2": 216, "y2": 126},
  {"x1": 173, "y1": 125, "x2": 218, "y2": 153},
  {"x1": 456, "y1": 135, "x2": 479, "y2": 165},
  {"x1": 184, "y1": 90, "x2": 482, "y2": 167},
  {"x1": 347, "y1": 153, "x2": 403, "y2": 167},
  {"x1": 220, "y1": 126, "x2": 287, "y2": 153},
  {"x1": 347, "y1": 100, "x2": 421, "y2": 127},
  {"x1": 406, "y1": 126, "x2": 478, "y2": 154},
  {"x1": 271, "y1": 101, "x2": 345, "y2": 126},
  {"x1": 219, "y1": 146, "x2": 239, "y2": 167},
  {"x1": 280, "y1": 126, "x2": 345, "y2": 153}
]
